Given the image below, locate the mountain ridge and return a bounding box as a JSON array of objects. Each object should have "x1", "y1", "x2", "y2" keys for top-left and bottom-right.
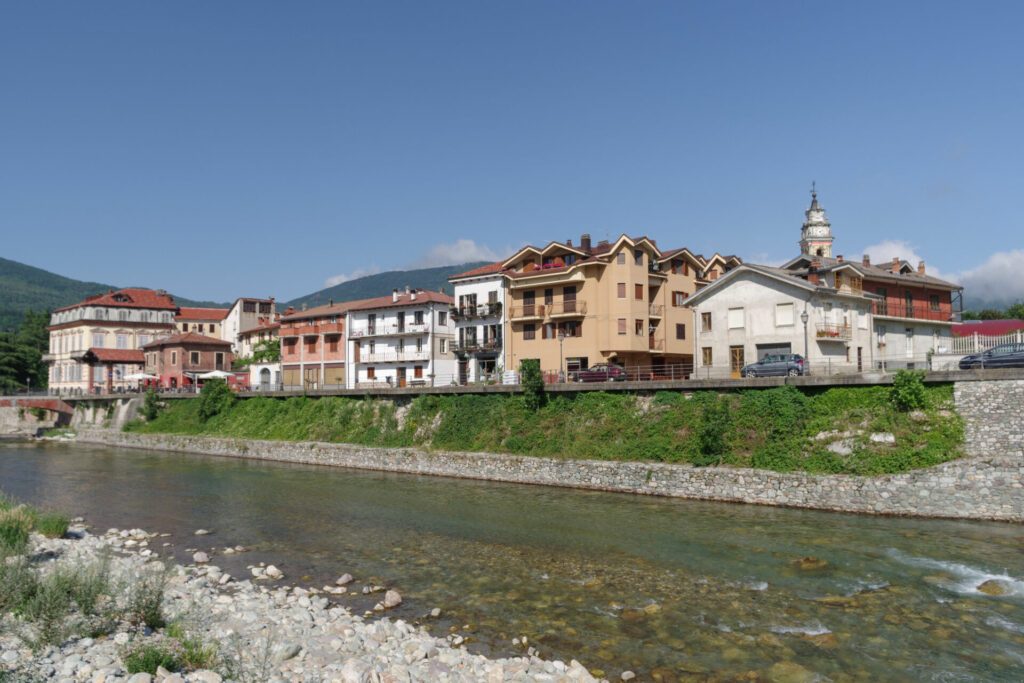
[{"x1": 285, "y1": 262, "x2": 489, "y2": 309}]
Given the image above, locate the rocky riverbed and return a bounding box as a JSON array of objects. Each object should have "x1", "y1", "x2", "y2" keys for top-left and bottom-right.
[{"x1": 1, "y1": 525, "x2": 600, "y2": 682}]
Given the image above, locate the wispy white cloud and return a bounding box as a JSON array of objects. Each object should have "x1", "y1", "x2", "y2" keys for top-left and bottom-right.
[
  {"x1": 412, "y1": 239, "x2": 501, "y2": 268},
  {"x1": 954, "y1": 250, "x2": 1024, "y2": 308},
  {"x1": 861, "y1": 240, "x2": 945, "y2": 279},
  {"x1": 324, "y1": 267, "x2": 381, "y2": 288}
]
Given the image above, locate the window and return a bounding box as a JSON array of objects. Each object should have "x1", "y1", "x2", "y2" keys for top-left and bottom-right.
[
  {"x1": 306, "y1": 337, "x2": 317, "y2": 354},
  {"x1": 189, "y1": 351, "x2": 200, "y2": 364},
  {"x1": 243, "y1": 301, "x2": 256, "y2": 313},
  {"x1": 672, "y1": 291, "x2": 688, "y2": 307},
  {"x1": 702, "y1": 347, "x2": 713, "y2": 367},
  {"x1": 635, "y1": 319, "x2": 644, "y2": 336},
  {"x1": 676, "y1": 324, "x2": 686, "y2": 340},
  {"x1": 414, "y1": 366, "x2": 423, "y2": 379},
  {"x1": 616, "y1": 252, "x2": 626, "y2": 265},
  {"x1": 727, "y1": 307, "x2": 744, "y2": 329},
  {"x1": 523, "y1": 323, "x2": 536, "y2": 340},
  {"x1": 564, "y1": 254, "x2": 576, "y2": 266},
  {"x1": 877, "y1": 324, "x2": 887, "y2": 346},
  {"x1": 544, "y1": 288, "x2": 554, "y2": 306},
  {"x1": 416, "y1": 337, "x2": 424, "y2": 352},
  {"x1": 116, "y1": 334, "x2": 128, "y2": 349},
  {"x1": 328, "y1": 336, "x2": 339, "y2": 353},
  {"x1": 775, "y1": 303, "x2": 794, "y2": 327},
  {"x1": 284, "y1": 338, "x2": 297, "y2": 354},
  {"x1": 182, "y1": 323, "x2": 189, "y2": 332},
  {"x1": 440, "y1": 339, "x2": 447, "y2": 353},
  {"x1": 171, "y1": 351, "x2": 177, "y2": 365},
  {"x1": 701, "y1": 312, "x2": 712, "y2": 332},
  {"x1": 488, "y1": 290, "x2": 498, "y2": 304},
  {"x1": 562, "y1": 321, "x2": 580, "y2": 337},
  {"x1": 617, "y1": 318, "x2": 627, "y2": 335},
  {"x1": 634, "y1": 249, "x2": 643, "y2": 266},
  {"x1": 438, "y1": 311, "x2": 447, "y2": 326},
  {"x1": 635, "y1": 284, "x2": 644, "y2": 300},
  {"x1": 118, "y1": 310, "x2": 129, "y2": 321},
  {"x1": 617, "y1": 283, "x2": 626, "y2": 298},
  {"x1": 259, "y1": 302, "x2": 272, "y2": 314},
  {"x1": 398, "y1": 339, "x2": 405, "y2": 352},
  {"x1": 368, "y1": 340, "x2": 375, "y2": 354},
  {"x1": 215, "y1": 352, "x2": 224, "y2": 369},
  {"x1": 92, "y1": 332, "x2": 105, "y2": 348},
  {"x1": 367, "y1": 367, "x2": 376, "y2": 379},
  {"x1": 929, "y1": 295, "x2": 940, "y2": 312},
  {"x1": 414, "y1": 310, "x2": 424, "y2": 325},
  {"x1": 543, "y1": 322, "x2": 556, "y2": 339}
]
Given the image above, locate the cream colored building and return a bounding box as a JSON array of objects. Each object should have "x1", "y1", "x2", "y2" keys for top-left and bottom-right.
[
  {"x1": 175, "y1": 307, "x2": 229, "y2": 338},
  {"x1": 503, "y1": 234, "x2": 711, "y2": 379}
]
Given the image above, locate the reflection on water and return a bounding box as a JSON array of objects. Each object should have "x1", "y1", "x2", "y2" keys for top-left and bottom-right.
[{"x1": 2, "y1": 441, "x2": 1022, "y2": 681}]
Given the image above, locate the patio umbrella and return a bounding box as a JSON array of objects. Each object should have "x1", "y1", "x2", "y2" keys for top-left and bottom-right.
[
  {"x1": 124, "y1": 373, "x2": 158, "y2": 381},
  {"x1": 197, "y1": 370, "x2": 233, "y2": 380}
]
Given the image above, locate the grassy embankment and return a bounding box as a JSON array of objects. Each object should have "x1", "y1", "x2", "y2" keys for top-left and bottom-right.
[{"x1": 126, "y1": 377, "x2": 964, "y2": 475}]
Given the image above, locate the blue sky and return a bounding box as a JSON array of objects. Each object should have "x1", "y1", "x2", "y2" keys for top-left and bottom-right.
[{"x1": 1, "y1": 1, "x2": 1022, "y2": 305}]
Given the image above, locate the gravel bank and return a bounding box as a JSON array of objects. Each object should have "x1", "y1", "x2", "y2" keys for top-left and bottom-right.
[{"x1": 1, "y1": 527, "x2": 600, "y2": 682}]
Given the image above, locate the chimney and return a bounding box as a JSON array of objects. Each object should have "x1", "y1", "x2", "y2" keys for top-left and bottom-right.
[
  {"x1": 301, "y1": 303, "x2": 307, "y2": 311},
  {"x1": 808, "y1": 272, "x2": 821, "y2": 285},
  {"x1": 810, "y1": 258, "x2": 821, "y2": 271},
  {"x1": 862, "y1": 254, "x2": 871, "y2": 267},
  {"x1": 891, "y1": 257, "x2": 901, "y2": 273},
  {"x1": 285, "y1": 306, "x2": 295, "y2": 316},
  {"x1": 580, "y1": 233, "x2": 592, "y2": 251},
  {"x1": 566, "y1": 238, "x2": 573, "y2": 247},
  {"x1": 392, "y1": 288, "x2": 399, "y2": 303},
  {"x1": 405, "y1": 285, "x2": 410, "y2": 295},
  {"x1": 917, "y1": 260, "x2": 926, "y2": 275},
  {"x1": 410, "y1": 289, "x2": 417, "y2": 301},
  {"x1": 328, "y1": 298, "x2": 333, "y2": 306},
  {"x1": 836, "y1": 254, "x2": 844, "y2": 263}
]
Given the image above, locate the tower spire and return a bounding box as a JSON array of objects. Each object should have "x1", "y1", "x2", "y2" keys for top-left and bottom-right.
[{"x1": 799, "y1": 186, "x2": 833, "y2": 258}]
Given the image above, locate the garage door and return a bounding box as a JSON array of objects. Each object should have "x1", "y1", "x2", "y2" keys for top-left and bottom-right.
[{"x1": 756, "y1": 343, "x2": 792, "y2": 361}]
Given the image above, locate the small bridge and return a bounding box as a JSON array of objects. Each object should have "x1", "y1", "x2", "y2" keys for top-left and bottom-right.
[{"x1": 0, "y1": 397, "x2": 75, "y2": 417}]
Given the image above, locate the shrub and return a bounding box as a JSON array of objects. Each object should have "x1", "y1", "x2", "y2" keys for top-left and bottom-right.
[
  {"x1": 694, "y1": 394, "x2": 731, "y2": 465},
  {"x1": 125, "y1": 571, "x2": 168, "y2": 629},
  {"x1": 890, "y1": 370, "x2": 927, "y2": 412},
  {"x1": 197, "y1": 379, "x2": 235, "y2": 421},
  {"x1": 0, "y1": 555, "x2": 39, "y2": 614},
  {"x1": 166, "y1": 622, "x2": 220, "y2": 670},
  {"x1": 123, "y1": 641, "x2": 182, "y2": 675},
  {"x1": 141, "y1": 388, "x2": 161, "y2": 421},
  {"x1": 0, "y1": 509, "x2": 33, "y2": 554},
  {"x1": 519, "y1": 359, "x2": 545, "y2": 411}
]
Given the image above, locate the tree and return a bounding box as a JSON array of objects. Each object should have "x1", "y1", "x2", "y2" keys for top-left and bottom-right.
[
  {"x1": 0, "y1": 310, "x2": 50, "y2": 391},
  {"x1": 1007, "y1": 302, "x2": 1024, "y2": 320},
  {"x1": 519, "y1": 359, "x2": 545, "y2": 411}
]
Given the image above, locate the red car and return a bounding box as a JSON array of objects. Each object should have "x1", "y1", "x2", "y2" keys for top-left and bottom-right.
[{"x1": 576, "y1": 362, "x2": 628, "y2": 382}]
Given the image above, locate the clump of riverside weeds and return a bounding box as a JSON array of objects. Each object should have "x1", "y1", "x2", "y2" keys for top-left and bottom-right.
[{"x1": 0, "y1": 509, "x2": 33, "y2": 554}]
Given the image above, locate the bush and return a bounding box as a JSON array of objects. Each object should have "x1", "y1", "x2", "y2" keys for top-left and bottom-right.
[
  {"x1": 694, "y1": 394, "x2": 731, "y2": 465},
  {"x1": 0, "y1": 509, "x2": 33, "y2": 554},
  {"x1": 141, "y1": 388, "x2": 161, "y2": 421},
  {"x1": 890, "y1": 370, "x2": 927, "y2": 412},
  {"x1": 197, "y1": 379, "x2": 235, "y2": 421},
  {"x1": 519, "y1": 359, "x2": 545, "y2": 411},
  {"x1": 166, "y1": 622, "x2": 220, "y2": 670},
  {"x1": 125, "y1": 571, "x2": 167, "y2": 629},
  {"x1": 123, "y1": 641, "x2": 182, "y2": 675}
]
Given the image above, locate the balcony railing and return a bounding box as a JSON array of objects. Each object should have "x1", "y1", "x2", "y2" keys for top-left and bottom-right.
[
  {"x1": 548, "y1": 301, "x2": 586, "y2": 316},
  {"x1": 815, "y1": 323, "x2": 852, "y2": 341},
  {"x1": 509, "y1": 304, "x2": 545, "y2": 319},
  {"x1": 454, "y1": 340, "x2": 502, "y2": 354},
  {"x1": 360, "y1": 351, "x2": 429, "y2": 363},
  {"x1": 510, "y1": 302, "x2": 586, "y2": 319},
  {"x1": 872, "y1": 302, "x2": 951, "y2": 322},
  {"x1": 450, "y1": 302, "x2": 502, "y2": 320},
  {"x1": 349, "y1": 323, "x2": 430, "y2": 337},
  {"x1": 648, "y1": 337, "x2": 664, "y2": 351},
  {"x1": 649, "y1": 304, "x2": 664, "y2": 317}
]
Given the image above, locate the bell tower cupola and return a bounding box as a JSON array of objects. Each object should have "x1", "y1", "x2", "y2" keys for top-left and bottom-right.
[{"x1": 799, "y1": 182, "x2": 833, "y2": 258}]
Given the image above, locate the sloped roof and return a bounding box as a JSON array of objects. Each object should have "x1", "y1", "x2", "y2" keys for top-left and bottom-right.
[
  {"x1": 952, "y1": 320, "x2": 1024, "y2": 337},
  {"x1": 684, "y1": 263, "x2": 866, "y2": 307},
  {"x1": 84, "y1": 348, "x2": 145, "y2": 363},
  {"x1": 448, "y1": 261, "x2": 506, "y2": 280},
  {"x1": 176, "y1": 307, "x2": 229, "y2": 321},
  {"x1": 142, "y1": 332, "x2": 232, "y2": 349},
  {"x1": 345, "y1": 290, "x2": 453, "y2": 312},
  {"x1": 783, "y1": 254, "x2": 960, "y2": 290},
  {"x1": 55, "y1": 288, "x2": 178, "y2": 313}
]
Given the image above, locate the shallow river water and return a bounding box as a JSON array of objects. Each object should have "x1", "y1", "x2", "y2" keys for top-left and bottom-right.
[{"x1": 1, "y1": 441, "x2": 1022, "y2": 681}]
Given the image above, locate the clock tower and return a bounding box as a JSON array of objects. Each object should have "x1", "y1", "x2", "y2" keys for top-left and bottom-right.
[{"x1": 799, "y1": 183, "x2": 834, "y2": 258}]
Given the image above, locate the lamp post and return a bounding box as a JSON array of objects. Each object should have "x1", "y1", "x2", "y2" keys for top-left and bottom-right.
[
  {"x1": 557, "y1": 329, "x2": 566, "y2": 382},
  {"x1": 801, "y1": 309, "x2": 810, "y2": 370}
]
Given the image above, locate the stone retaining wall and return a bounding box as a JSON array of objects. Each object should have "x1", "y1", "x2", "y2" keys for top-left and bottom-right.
[
  {"x1": 957, "y1": 379, "x2": 1024, "y2": 459},
  {"x1": 78, "y1": 429, "x2": 1023, "y2": 522}
]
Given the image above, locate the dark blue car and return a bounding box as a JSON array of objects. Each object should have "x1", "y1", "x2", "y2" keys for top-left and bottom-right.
[{"x1": 959, "y1": 343, "x2": 1024, "y2": 369}]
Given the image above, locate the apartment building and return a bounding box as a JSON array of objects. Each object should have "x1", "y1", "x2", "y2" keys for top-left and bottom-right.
[
  {"x1": 45, "y1": 288, "x2": 178, "y2": 394},
  {"x1": 686, "y1": 263, "x2": 876, "y2": 377},
  {"x1": 448, "y1": 262, "x2": 507, "y2": 383},
  {"x1": 143, "y1": 332, "x2": 234, "y2": 389},
  {"x1": 175, "y1": 307, "x2": 229, "y2": 337},
  {"x1": 782, "y1": 190, "x2": 961, "y2": 369},
  {"x1": 222, "y1": 297, "x2": 276, "y2": 354},
  {"x1": 279, "y1": 302, "x2": 348, "y2": 389},
  {"x1": 238, "y1": 315, "x2": 281, "y2": 359},
  {"x1": 503, "y1": 233, "x2": 706, "y2": 378},
  {"x1": 345, "y1": 289, "x2": 455, "y2": 388}
]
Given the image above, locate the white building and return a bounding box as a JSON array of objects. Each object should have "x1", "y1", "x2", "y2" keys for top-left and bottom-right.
[
  {"x1": 448, "y1": 262, "x2": 508, "y2": 384},
  {"x1": 344, "y1": 288, "x2": 456, "y2": 388},
  {"x1": 249, "y1": 361, "x2": 281, "y2": 391},
  {"x1": 685, "y1": 264, "x2": 876, "y2": 377},
  {"x1": 222, "y1": 297, "x2": 276, "y2": 354}
]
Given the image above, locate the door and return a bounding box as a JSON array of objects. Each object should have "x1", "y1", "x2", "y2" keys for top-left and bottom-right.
[
  {"x1": 458, "y1": 360, "x2": 469, "y2": 385},
  {"x1": 397, "y1": 312, "x2": 405, "y2": 333},
  {"x1": 396, "y1": 367, "x2": 407, "y2": 388},
  {"x1": 523, "y1": 291, "x2": 536, "y2": 317},
  {"x1": 730, "y1": 346, "x2": 745, "y2": 379},
  {"x1": 304, "y1": 367, "x2": 319, "y2": 390},
  {"x1": 259, "y1": 368, "x2": 271, "y2": 390},
  {"x1": 857, "y1": 347, "x2": 863, "y2": 372}
]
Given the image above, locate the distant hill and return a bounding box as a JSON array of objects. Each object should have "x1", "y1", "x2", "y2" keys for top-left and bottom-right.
[
  {"x1": 287, "y1": 262, "x2": 489, "y2": 309},
  {"x1": 0, "y1": 256, "x2": 227, "y2": 331}
]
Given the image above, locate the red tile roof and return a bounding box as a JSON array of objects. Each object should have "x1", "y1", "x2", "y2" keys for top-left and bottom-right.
[
  {"x1": 142, "y1": 332, "x2": 232, "y2": 349},
  {"x1": 55, "y1": 288, "x2": 178, "y2": 313},
  {"x1": 448, "y1": 261, "x2": 506, "y2": 280},
  {"x1": 85, "y1": 348, "x2": 145, "y2": 363},
  {"x1": 952, "y1": 320, "x2": 1024, "y2": 337},
  {"x1": 176, "y1": 307, "x2": 229, "y2": 321},
  {"x1": 344, "y1": 289, "x2": 454, "y2": 312},
  {"x1": 239, "y1": 320, "x2": 281, "y2": 336}
]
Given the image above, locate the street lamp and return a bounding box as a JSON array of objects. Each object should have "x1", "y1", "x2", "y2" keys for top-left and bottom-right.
[
  {"x1": 801, "y1": 309, "x2": 810, "y2": 369},
  {"x1": 557, "y1": 329, "x2": 566, "y2": 382}
]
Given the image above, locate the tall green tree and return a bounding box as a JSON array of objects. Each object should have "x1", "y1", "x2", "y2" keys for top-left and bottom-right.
[{"x1": 0, "y1": 310, "x2": 50, "y2": 392}]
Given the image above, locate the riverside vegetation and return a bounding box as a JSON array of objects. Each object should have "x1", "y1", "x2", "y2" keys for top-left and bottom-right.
[{"x1": 126, "y1": 373, "x2": 964, "y2": 475}]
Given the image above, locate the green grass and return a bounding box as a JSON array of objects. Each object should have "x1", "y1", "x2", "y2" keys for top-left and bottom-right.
[
  {"x1": 126, "y1": 384, "x2": 964, "y2": 475},
  {"x1": 123, "y1": 641, "x2": 182, "y2": 675}
]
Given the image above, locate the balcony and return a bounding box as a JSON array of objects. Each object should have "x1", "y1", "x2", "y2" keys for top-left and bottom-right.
[
  {"x1": 509, "y1": 304, "x2": 545, "y2": 320},
  {"x1": 547, "y1": 301, "x2": 586, "y2": 317},
  {"x1": 450, "y1": 302, "x2": 502, "y2": 320},
  {"x1": 350, "y1": 323, "x2": 430, "y2": 337},
  {"x1": 360, "y1": 350, "x2": 430, "y2": 363},
  {"x1": 649, "y1": 304, "x2": 664, "y2": 318},
  {"x1": 454, "y1": 339, "x2": 502, "y2": 355},
  {"x1": 648, "y1": 337, "x2": 664, "y2": 351},
  {"x1": 815, "y1": 323, "x2": 852, "y2": 341},
  {"x1": 872, "y1": 302, "x2": 951, "y2": 322}
]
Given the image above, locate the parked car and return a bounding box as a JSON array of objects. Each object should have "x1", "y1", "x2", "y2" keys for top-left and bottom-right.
[
  {"x1": 576, "y1": 362, "x2": 628, "y2": 382},
  {"x1": 741, "y1": 353, "x2": 806, "y2": 377},
  {"x1": 958, "y1": 343, "x2": 1024, "y2": 370}
]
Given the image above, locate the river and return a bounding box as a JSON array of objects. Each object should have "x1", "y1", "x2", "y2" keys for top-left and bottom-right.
[{"x1": 1, "y1": 440, "x2": 1022, "y2": 681}]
